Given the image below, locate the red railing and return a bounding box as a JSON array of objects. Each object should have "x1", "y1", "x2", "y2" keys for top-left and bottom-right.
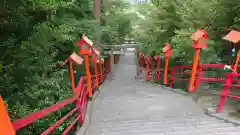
[
  {"x1": 217, "y1": 73, "x2": 240, "y2": 112},
  {"x1": 140, "y1": 60, "x2": 240, "y2": 113},
  {"x1": 8, "y1": 69, "x2": 108, "y2": 134},
  {"x1": 12, "y1": 77, "x2": 86, "y2": 135}
]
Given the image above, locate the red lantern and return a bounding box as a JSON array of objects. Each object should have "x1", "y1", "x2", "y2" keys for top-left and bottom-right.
[
  {"x1": 191, "y1": 29, "x2": 208, "y2": 49},
  {"x1": 223, "y1": 30, "x2": 240, "y2": 43},
  {"x1": 76, "y1": 34, "x2": 93, "y2": 55}
]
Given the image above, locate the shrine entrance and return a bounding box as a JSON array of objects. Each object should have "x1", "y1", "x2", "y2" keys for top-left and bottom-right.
[{"x1": 102, "y1": 43, "x2": 141, "y2": 77}]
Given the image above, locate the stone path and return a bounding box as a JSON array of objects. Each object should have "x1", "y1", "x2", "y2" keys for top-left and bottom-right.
[{"x1": 80, "y1": 54, "x2": 240, "y2": 135}]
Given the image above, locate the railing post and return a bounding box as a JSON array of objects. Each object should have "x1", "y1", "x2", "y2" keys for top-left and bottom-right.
[
  {"x1": 100, "y1": 58, "x2": 104, "y2": 82},
  {"x1": 145, "y1": 56, "x2": 150, "y2": 81},
  {"x1": 84, "y1": 55, "x2": 92, "y2": 98},
  {"x1": 163, "y1": 57, "x2": 169, "y2": 85},
  {"x1": 94, "y1": 60, "x2": 99, "y2": 88},
  {"x1": 217, "y1": 74, "x2": 232, "y2": 112},
  {"x1": 139, "y1": 53, "x2": 144, "y2": 74},
  {"x1": 170, "y1": 68, "x2": 175, "y2": 88},
  {"x1": 109, "y1": 54, "x2": 112, "y2": 73},
  {"x1": 194, "y1": 66, "x2": 203, "y2": 91},
  {"x1": 0, "y1": 96, "x2": 16, "y2": 135},
  {"x1": 154, "y1": 55, "x2": 160, "y2": 81},
  {"x1": 79, "y1": 79, "x2": 86, "y2": 125}
]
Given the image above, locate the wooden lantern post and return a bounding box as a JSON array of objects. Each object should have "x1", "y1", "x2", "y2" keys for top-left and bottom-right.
[
  {"x1": 145, "y1": 56, "x2": 151, "y2": 81},
  {"x1": 223, "y1": 30, "x2": 240, "y2": 72},
  {"x1": 0, "y1": 96, "x2": 16, "y2": 135},
  {"x1": 188, "y1": 29, "x2": 208, "y2": 92},
  {"x1": 60, "y1": 52, "x2": 84, "y2": 125},
  {"x1": 91, "y1": 48, "x2": 100, "y2": 89},
  {"x1": 154, "y1": 55, "x2": 161, "y2": 81},
  {"x1": 162, "y1": 43, "x2": 172, "y2": 85},
  {"x1": 139, "y1": 53, "x2": 144, "y2": 73},
  {"x1": 100, "y1": 58, "x2": 104, "y2": 82},
  {"x1": 76, "y1": 34, "x2": 93, "y2": 98}
]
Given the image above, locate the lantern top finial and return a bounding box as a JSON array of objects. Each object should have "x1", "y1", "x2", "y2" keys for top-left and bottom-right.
[
  {"x1": 223, "y1": 30, "x2": 240, "y2": 44},
  {"x1": 93, "y1": 48, "x2": 100, "y2": 56},
  {"x1": 191, "y1": 29, "x2": 208, "y2": 41}
]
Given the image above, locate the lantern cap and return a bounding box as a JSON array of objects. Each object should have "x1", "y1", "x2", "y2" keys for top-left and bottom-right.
[
  {"x1": 154, "y1": 55, "x2": 160, "y2": 61},
  {"x1": 69, "y1": 52, "x2": 84, "y2": 65},
  {"x1": 191, "y1": 29, "x2": 208, "y2": 41},
  {"x1": 93, "y1": 48, "x2": 100, "y2": 56},
  {"x1": 162, "y1": 43, "x2": 171, "y2": 53},
  {"x1": 82, "y1": 34, "x2": 93, "y2": 46},
  {"x1": 76, "y1": 34, "x2": 93, "y2": 47},
  {"x1": 223, "y1": 30, "x2": 240, "y2": 44},
  {"x1": 101, "y1": 58, "x2": 104, "y2": 64}
]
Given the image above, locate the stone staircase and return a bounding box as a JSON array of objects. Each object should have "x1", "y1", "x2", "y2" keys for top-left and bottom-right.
[{"x1": 78, "y1": 55, "x2": 240, "y2": 135}]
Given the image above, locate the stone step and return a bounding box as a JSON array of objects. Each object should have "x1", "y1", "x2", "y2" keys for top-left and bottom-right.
[
  {"x1": 88, "y1": 122, "x2": 234, "y2": 134},
  {"x1": 91, "y1": 115, "x2": 217, "y2": 124},
  {"x1": 87, "y1": 125, "x2": 240, "y2": 135}
]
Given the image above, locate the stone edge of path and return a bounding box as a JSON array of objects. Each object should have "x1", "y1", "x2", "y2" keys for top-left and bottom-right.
[
  {"x1": 204, "y1": 107, "x2": 240, "y2": 126},
  {"x1": 75, "y1": 81, "x2": 106, "y2": 135},
  {"x1": 142, "y1": 81, "x2": 189, "y2": 96}
]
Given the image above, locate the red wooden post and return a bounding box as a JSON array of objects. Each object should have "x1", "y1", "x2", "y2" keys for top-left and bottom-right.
[
  {"x1": 195, "y1": 66, "x2": 203, "y2": 91},
  {"x1": 92, "y1": 49, "x2": 100, "y2": 89},
  {"x1": 139, "y1": 53, "x2": 144, "y2": 73},
  {"x1": 189, "y1": 29, "x2": 208, "y2": 92},
  {"x1": 154, "y1": 55, "x2": 160, "y2": 81},
  {"x1": 170, "y1": 68, "x2": 175, "y2": 88},
  {"x1": 217, "y1": 74, "x2": 232, "y2": 112},
  {"x1": 0, "y1": 96, "x2": 16, "y2": 135},
  {"x1": 76, "y1": 34, "x2": 93, "y2": 98},
  {"x1": 145, "y1": 56, "x2": 151, "y2": 81},
  {"x1": 162, "y1": 43, "x2": 172, "y2": 85},
  {"x1": 108, "y1": 54, "x2": 112, "y2": 73},
  {"x1": 100, "y1": 58, "x2": 104, "y2": 82}
]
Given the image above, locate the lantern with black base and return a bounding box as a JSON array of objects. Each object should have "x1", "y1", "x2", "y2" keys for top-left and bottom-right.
[
  {"x1": 223, "y1": 30, "x2": 240, "y2": 72},
  {"x1": 59, "y1": 52, "x2": 85, "y2": 125},
  {"x1": 162, "y1": 43, "x2": 172, "y2": 85},
  {"x1": 76, "y1": 34, "x2": 93, "y2": 98},
  {"x1": 91, "y1": 48, "x2": 100, "y2": 89},
  {"x1": 188, "y1": 29, "x2": 208, "y2": 92}
]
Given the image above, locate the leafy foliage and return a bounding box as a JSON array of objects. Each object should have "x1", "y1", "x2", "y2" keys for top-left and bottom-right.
[
  {"x1": 100, "y1": 0, "x2": 132, "y2": 45},
  {"x1": 0, "y1": 0, "x2": 97, "y2": 134},
  {"x1": 132, "y1": 0, "x2": 240, "y2": 65}
]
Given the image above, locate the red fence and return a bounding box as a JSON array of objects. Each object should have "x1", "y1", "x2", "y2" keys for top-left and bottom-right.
[
  {"x1": 10, "y1": 70, "x2": 107, "y2": 135},
  {"x1": 142, "y1": 60, "x2": 240, "y2": 113}
]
